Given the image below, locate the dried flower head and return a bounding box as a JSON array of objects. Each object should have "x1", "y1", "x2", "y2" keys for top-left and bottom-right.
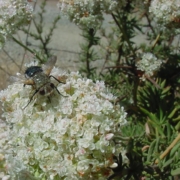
[{"x1": 0, "y1": 68, "x2": 127, "y2": 179}]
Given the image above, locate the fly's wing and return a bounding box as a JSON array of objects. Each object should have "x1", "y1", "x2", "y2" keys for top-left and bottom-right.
[
  {"x1": 10, "y1": 72, "x2": 25, "y2": 83},
  {"x1": 42, "y1": 56, "x2": 57, "y2": 76},
  {"x1": 10, "y1": 72, "x2": 34, "y2": 85}
]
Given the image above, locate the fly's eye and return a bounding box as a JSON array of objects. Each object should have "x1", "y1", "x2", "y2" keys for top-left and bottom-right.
[
  {"x1": 50, "y1": 83, "x2": 55, "y2": 88},
  {"x1": 39, "y1": 89, "x2": 45, "y2": 95}
]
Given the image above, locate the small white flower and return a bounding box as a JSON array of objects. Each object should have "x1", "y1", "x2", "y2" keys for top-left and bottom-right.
[
  {"x1": 105, "y1": 133, "x2": 114, "y2": 140},
  {"x1": 109, "y1": 162, "x2": 118, "y2": 168},
  {"x1": 0, "y1": 172, "x2": 10, "y2": 180}
]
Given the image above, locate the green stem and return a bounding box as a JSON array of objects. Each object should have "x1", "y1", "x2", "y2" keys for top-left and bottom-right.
[
  {"x1": 12, "y1": 36, "x2": 43, "y2": 62},
  {"x1": 111, "y1": 13, "x2": 135, "y2": 57}
]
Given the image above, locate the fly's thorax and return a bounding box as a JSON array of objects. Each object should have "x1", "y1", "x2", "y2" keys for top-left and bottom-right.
[
  {"x1": 32, "y1": 73, "x2": 56, "y2": 96},
  {"x1": 33, "y1": 73, "x2": 51, "y2": 89}
]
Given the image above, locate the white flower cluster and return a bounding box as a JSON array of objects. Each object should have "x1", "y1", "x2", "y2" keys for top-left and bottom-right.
[
  {"x1": 0, "y1": 0, "x2": 33, "y2": 48},
  {"x1": 0, "y1": 69, "x2": 127, "y2": 179},
  {"x1": 0, "y1": 119, "x2": 10, "y2": 180},
  {"x1": 136, "y1": 52, "x2": 162, "y2": 81},
  {"x1": 58, "y1": 0, "x2": 127, "y2": 28},
  {"x1": 149, "y1": 0, "x2": 180, "y2": 29}
]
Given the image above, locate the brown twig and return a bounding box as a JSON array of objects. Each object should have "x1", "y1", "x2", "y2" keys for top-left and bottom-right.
[{"x1": 155, "y1": 133, "x2": 180, "y2": 164}]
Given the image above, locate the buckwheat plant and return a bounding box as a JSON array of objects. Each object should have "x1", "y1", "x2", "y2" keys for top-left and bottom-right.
[
  {"x1": 0, "y1": 0, "x2": 33, "y2": 48},
  {"x1": 58, "y1": 0, "x2": 127, "y2": 28},
  {"x1": 136, "y1": 52, "x2": 163, "y2": 81},
  {"x1": 0, "y1": 67, "x2": 127, "y2": 179}
]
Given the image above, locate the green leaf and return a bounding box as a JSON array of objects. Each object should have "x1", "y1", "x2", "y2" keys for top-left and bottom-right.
[
  {"x1": 139, "y1": 106, "x2": 159, "y2": 124},
  {"x1": 171, "y1": 168, "x2": 180, "y2": 176},
  {"x1": 162, "y1": 158, "x2": 174, "y2": 168},
  {"x1": 168, "y1": 107, "x2": 180, "y2": 119}
]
